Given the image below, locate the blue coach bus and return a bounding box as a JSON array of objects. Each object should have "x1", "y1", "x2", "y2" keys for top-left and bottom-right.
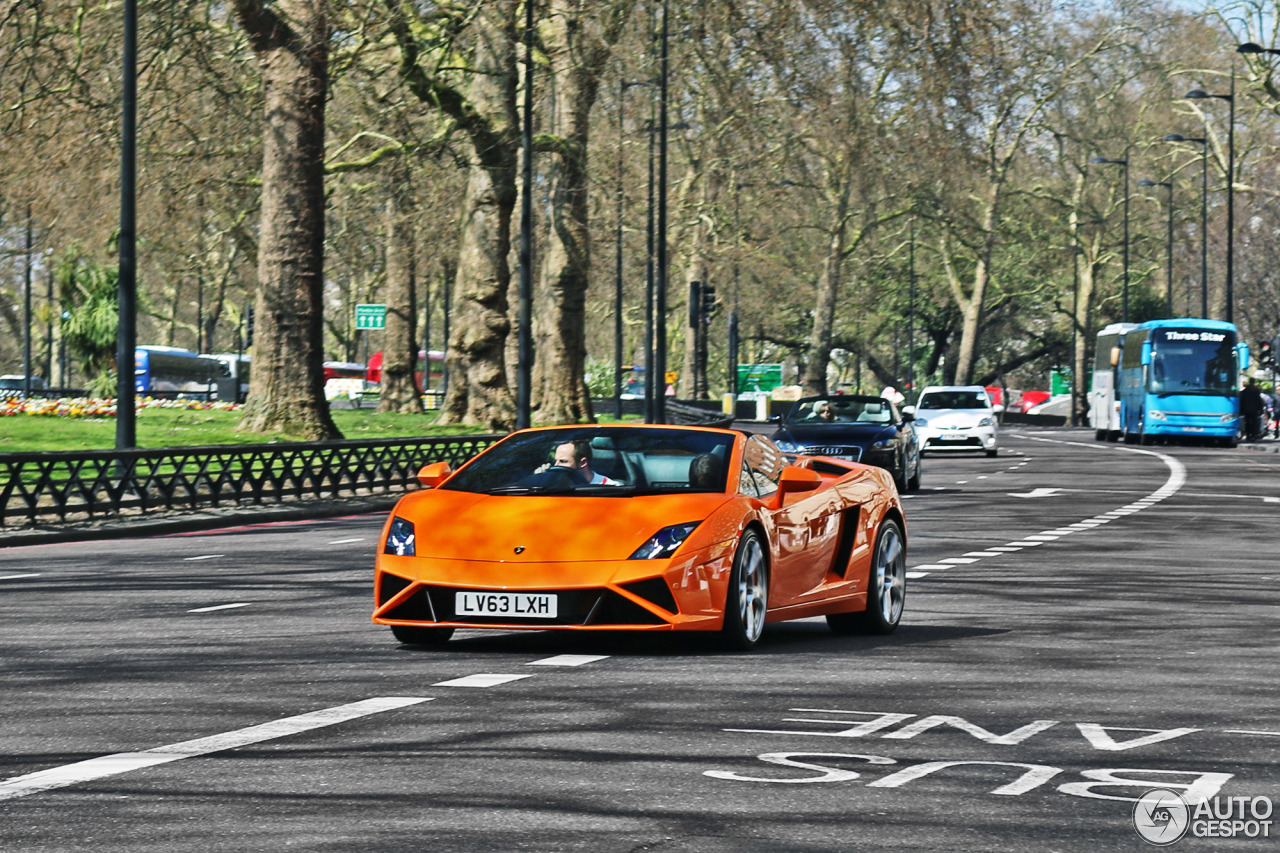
[
  {"x1": 1091, "y1": 319, "x2": 1249, "y2": 446},
  {"x1": 134, "y1": 346, "x2": 227, "y2": 398}
]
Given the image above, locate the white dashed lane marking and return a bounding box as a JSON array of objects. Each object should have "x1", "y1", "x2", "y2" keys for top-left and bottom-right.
[
  {"x1": 528, "y1": 655, "x2": 611, "y2": 667},
  {"x1": 908, "y1": 437, "x2": 1187, "y2": 579},
  {"x1": 328, "y1": 538, "x2": 366, "y2": 545},
  {"x1": 0, "y1": 573, "x2": 40, "y2": 581},
  {"x1": 188, "y1": 603, "x2": 252, "y2": 613},
  {"x1": 0, "y1": 697, "x2": 430, "y2": 802},
  {"x1": 433, "y1": 674, "x2": 532, "y2": 688},
  {"x1": 182, "y1": 555, "x2": 224, "y2": 562}
]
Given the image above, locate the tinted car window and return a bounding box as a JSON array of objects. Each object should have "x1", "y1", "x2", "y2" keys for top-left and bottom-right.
[{"x1": 918, "y1": 391, "x2": 989, "y2": 409}]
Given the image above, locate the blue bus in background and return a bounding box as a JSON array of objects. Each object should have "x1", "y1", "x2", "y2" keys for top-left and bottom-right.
[
  {"x1": 1091, "y1": 319, "x2": 1249, "y2": 446},
  {"x1": 135, "y1": 346, "x2": 227, "y2": 398}
]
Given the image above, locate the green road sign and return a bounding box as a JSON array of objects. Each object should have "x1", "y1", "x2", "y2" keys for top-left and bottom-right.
[
  {"x1": 737, "y1": 363, "x2": 783, "y2": 393},
  {"x1": 355, "y1": 303, "x2": 386, "y2": 330}
]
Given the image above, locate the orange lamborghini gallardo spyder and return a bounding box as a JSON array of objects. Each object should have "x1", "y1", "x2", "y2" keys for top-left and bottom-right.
[{"x1": 373, "y1": 424, "x2": 906, "y2": 650}]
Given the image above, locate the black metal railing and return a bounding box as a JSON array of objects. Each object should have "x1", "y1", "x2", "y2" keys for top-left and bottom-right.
[{"x1": 0, "y1": 434, "x2": 500, "y2": 528}]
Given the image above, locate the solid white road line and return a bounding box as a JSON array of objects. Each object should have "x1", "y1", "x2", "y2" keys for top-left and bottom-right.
[
  {"x1": 0, "y1": 573, "x2": 40, "y2": 581},
  {"x1": 182, "y1": 555, "x2": 224, "y2": 562},
  {"x1": 433, "y1": 674, "x2": 532, "y2": 688},
  {"x1": 0, "y1": 697, "x2": 430, "y2": 802},
  {"x1": 527, "y1": 654, "x2": 610, "y2": 667},
  {"x1": 188, "y1": 603, "x2": 252, "y2": 613},
  {"x1": 328, "y1": 537, "x2": 366, "y2": 545}
]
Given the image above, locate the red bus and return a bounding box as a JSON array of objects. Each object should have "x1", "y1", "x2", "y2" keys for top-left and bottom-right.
[{"x1": 366, "y1": 350, "x2": 444, "y2": 392}]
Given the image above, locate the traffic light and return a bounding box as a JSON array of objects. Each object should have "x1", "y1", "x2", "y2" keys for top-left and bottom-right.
[
  {"x1": 701, "y1": 284, "x2": 717, "y2": 322},
  {"x1": 1261, "y1": 339, "x2": 1274, "y2": 368},
  {"x1": 688, "y1": 281, "x2": 702, "y2": 328}
]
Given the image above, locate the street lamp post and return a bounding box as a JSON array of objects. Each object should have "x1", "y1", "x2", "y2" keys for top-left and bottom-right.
[
  {"x1": 1090, "y1": 151, "x2": 1131, "y2": 322},
  {"x1": 1163, "y1": 133, "x2": 1208, "y2": 316},
  {"x1": 614, "y1": 80, "x2": 648, "y2": 420},
  {"x1": 117, "y1": 0, "x2": 138, "y2": 450},
  {"x1": 1185, "y1": 72, "x2": 1237, "y2": 323},
  {"x1": 1138, "y1": 178, "x2": 1174, "y2": 317},
  {"x1": 515, "y1": 0, "x2": 535, "y2": 430}
]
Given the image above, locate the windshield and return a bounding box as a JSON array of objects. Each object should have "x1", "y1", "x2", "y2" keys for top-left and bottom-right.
[
  {"x1": 917, "y1": 390, "x2": 989, "y2": 410},
  {"x1": 1148, "y1": 328, "x2": 1237, "y2": 396},
  {"x1": 785, "y1": 397, "x2": 893, "y2": 425},
  {"x1": 442, "y1": 427, "x2": 734, "y2": 496}
]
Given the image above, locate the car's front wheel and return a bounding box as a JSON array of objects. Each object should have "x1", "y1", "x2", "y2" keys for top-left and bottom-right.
[
  {"x1": 828, "y1": 518, "x2": 906, "y2": 636},
  {"x1": 721, "y1": 528, "x2": 769, "y2": 650},
  {"x1": 390, "y1": 624, "x2": 455, "y2": 646}
]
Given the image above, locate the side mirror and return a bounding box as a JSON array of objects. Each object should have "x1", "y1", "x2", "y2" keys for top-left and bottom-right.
[
  {"x1": 902, "y1": 405, "x2": 915, "y2": 415},
  {"x1": 992, "y1": 404, "x2": 1005, "y2": 414},
  {"x1": 778, "y1": 465, "x2": 822, "y2": 495},
  {"x1": 1109, "y1": 345, "x2": 1121, "y2": 368},
  {"x1": 901, "y1": 411, "x2": 915, "y2": 422},
  {"x1": 417, "y1": 461, "x2": 452, "y2": 488},
  {"x1": 1141, "y1": 340, "x2": 1152, "y2": 366},
  {"x1": 1238, "y1": 343, "x2": 1251, "y2": 371},
  {"x1": 768, "y1": 415, "x2": 782, "y2": 424}
]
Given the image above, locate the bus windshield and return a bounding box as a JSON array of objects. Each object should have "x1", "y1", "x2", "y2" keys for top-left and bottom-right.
[{"x1": 1148, "y1": 328, "x2": 1237, "y2": 396}]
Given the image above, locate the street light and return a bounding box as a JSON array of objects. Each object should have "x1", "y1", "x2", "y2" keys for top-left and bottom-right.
[
  {"x1": 515, "y1": 0, "x2": 535, "y2": 430},
  {"x1": 1138, "y1": 178, "x2": 1174, "y2": 317},
  {"x1": 117, "y1": 0, "x2": 138, "y2": 449},
  {"x1": 614, "y1": 79, "x2": 649, "y2": 420},
  {"x1": 1163, "y1": 133, "x2": 1208, "y2": 316},
  {"x1": 1185, "y1": 73, "x2": 1236, "y2": 323},
  {"x1": 1090, "y1": 151, "x2": 1131, "y2": 322}
]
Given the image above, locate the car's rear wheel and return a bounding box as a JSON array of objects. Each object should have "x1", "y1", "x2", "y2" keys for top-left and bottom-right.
[
  {"x1": 827, "y1": 518, "x2": 905, "y2": 636},
  {"x1": 390, "y1": 624, "x2": 455, "y2": 646},
  {"x1": 721, "y1": 528, "x2": 769, "y2": 650},
  {"x1": 906, "y1": 453, "x2": 922, "y2": 491}
]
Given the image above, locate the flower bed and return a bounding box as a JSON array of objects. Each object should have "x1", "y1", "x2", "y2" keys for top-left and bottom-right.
[{"x1": 0, "y1": 397, "x2": 242, "y2": 418}]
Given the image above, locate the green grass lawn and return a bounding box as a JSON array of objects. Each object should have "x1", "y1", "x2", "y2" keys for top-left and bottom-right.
[{"x1": 0, "y1": 406, "x2": 493, "y2": 453}]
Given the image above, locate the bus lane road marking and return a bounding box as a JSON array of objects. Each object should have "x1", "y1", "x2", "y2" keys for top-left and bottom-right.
[
  {"x1": 704, "y1": 707, "x2": 1269, "y2": 806},
  {"x1": 909, "y1": 435, "x2": 1186, "y2": 578},
  {"x1": 0, "y1": 697, "x2": 430, "y2": 802}
]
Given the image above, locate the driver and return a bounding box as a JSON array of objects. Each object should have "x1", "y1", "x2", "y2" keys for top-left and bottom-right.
[{"x1": 554, "y1": 440, "x2": 620, "y2": 485}]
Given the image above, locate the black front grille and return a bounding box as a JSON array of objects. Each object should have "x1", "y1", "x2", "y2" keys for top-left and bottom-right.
[
  {"x1": 806, "y1": 446, "x2": 862, "y2": 460},
  {"x1": 386, "y1": 585, "x2": 671, "y2": 627}
]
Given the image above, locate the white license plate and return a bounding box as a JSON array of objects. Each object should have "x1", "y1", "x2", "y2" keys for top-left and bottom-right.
[
  {"x1": 1183, "y1": 426, "x2": 1203, "y2": 432},
  {"x1": 455, "y1": 591, "x2": 558, "y2": 618},
  {"x1": 939, "y1": 434, "x2": 966, "y2": 441}
]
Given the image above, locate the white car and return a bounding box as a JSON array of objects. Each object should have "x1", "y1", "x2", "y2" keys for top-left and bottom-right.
[{"x1": 907, "y1": 385, "x2": 1000, "y2": 457}]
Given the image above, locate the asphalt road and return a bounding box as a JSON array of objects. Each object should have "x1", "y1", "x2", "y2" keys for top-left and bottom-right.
[{"x1": 1, "y1": 427, "x2": 1278, "y2": 852}]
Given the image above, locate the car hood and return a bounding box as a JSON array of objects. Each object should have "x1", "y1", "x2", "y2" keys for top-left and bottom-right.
[
  {"x1": 390, "y1": 488, "x2": 736, "y2": 563},
  {"x1": 914, "y1": 408, "x2": 993, "y2": 427},
  {"x1": 773, "y1": 423, "x2": 895, "y2": 446}
]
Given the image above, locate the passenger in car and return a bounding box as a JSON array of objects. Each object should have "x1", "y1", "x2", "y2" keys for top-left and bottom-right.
[{"x1": 689, "y1": 453, "x2": 722, "y2": 490}]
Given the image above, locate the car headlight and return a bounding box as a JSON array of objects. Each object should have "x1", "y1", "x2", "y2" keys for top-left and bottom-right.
[
  {"x1": 869, "y1": 438, "x2": 894, "y2": 451},
  {"x1": 913, "y1": 417, "x2": 929, "y2": 428},
  {"x1": 1148, "y1": 410, "x2": 1167, "y2": 421},
  {"x1": 978, "y1": 416, "x2": 995, "y2": 427},
  {"x1": 384, "y1": 517, "x2": 416, "y2": 556},
  {"x1": 629, "y1": 521, "x2": 701, "y2": 560},
  {"x1": 1220, "y1": 413, "x2": 1238, "y2": 424}
]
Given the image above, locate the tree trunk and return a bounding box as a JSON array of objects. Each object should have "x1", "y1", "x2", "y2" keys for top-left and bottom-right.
[
  {"x1": 531, "y1": 0, "x2": 631, "y2": 423},
  {"x1": 801, "y1": 208, "x2": 848, "y2": 396},
  {"x1": 952, "y1": 182, "x2": 1000, "y2": 385},
  {"x1": 379, "y1": 174, "x2": 423, "y2": 414},
  {"x1": 232, "y1": 0, "x2": 340, "y2": 439}
]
